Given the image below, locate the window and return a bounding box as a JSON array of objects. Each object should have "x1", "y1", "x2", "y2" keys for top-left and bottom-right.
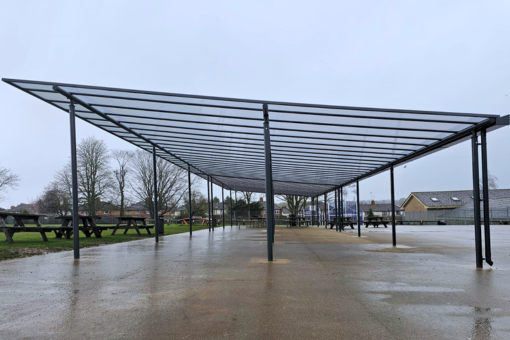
[
  {"x1": 146, "y1": 211, "x2": 150, "y2": 215},
  {"x1": 451, "y1": 197, "x2": 459, "y2": 201},
  {"x1": 135, "y1": 211, "x2": 140, "y2": 215},
  {"x1": 104, "y1": 210, "x2": 109, "y2": 214},
  {"x1": 431, "y1": 198, "x2": 439, "y2": 202}
]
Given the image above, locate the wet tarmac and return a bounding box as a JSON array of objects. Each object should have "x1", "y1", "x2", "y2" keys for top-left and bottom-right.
[{"x1": 1, "y1": 225, "x2": 509, "y2": 339}]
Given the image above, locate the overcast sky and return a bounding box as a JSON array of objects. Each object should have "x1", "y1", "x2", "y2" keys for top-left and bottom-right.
[{"x1": 0, "y1": 0, "x2": 509, "y2": 207}]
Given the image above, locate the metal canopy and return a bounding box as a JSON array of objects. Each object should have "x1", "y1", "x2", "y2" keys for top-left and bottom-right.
[{"x1": 3, "y1": 78, "x2": 509, "y2": 197}]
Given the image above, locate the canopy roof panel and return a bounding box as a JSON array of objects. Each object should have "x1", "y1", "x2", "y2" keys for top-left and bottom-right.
[{"x1": 3, "y1": 78, "x2": 508, "y2": 197}]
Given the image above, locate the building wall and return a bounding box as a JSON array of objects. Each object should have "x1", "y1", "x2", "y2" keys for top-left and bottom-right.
[{"x1": 402, "y1": 196, "x2": 427, "y2": 212}]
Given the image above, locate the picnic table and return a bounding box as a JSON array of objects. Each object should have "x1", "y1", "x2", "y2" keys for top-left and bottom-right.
[
  {"x1": 55, "y1": 215, "x2": 110, "y2": 239},
  {"x1": 327, "y1": 217, "x2": 355, "y2": 230},
  {"x1": 287, "y1": 216, "x2": 310, "y2": 227},
  {"x1": 178, "y1": 217, "x2": 207, "y2": 226},
  {"x1": 111, "y1": 216, "x2": 154, "y2": 235},
  {"x1": 0, "y1": 212, "x2": 58, "y2": 243},
  {"x1": 364, "y1": 216, "x2": 388, "y2": 228}
]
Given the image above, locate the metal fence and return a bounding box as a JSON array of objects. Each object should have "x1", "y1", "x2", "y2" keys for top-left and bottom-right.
[{"x1": 403, "y1": 208, "x2": 510, "y2": 225}]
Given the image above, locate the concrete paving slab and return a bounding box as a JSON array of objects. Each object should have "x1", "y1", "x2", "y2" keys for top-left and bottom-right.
[{"x1": 0, "y1": 225, "x2": 509, "y2": 339}]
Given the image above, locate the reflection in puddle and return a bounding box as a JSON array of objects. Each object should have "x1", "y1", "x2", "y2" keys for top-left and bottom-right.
[{"x1": 472, "y1": 307, "x2": 492, "y2": 339}]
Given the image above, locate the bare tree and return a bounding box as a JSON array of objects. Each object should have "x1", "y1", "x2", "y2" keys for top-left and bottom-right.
[
  {"x1": 480, "y1": 172, "x2": 499, "y2": 190},
  {"x1": 76, "y1": 137, "x2": 113, "y2": 216},
  {"x1": 35, "y1": 181, "x2": 71, "y2": 216},
  {"x1": 183, "y1": 189, "x2": 207, "y2": 217},
  {"x1": 0, "y1": 165, "x2": 20, "y2": 201},
  {"x1": 276, "y1": 195, "x2": 308, "y2": 216},
  {"x1": 55, "y1": 163, "x2": 73, "y2": 207},
  {"x1": 241, "y1": 191, "x2": 254, "y2": 219},
  {"x1": 112, "y1": 149, "x2": 133, "y2": 216},
  {"x1": 130, "y1": 149, "x2": 187, "y2": 218}
]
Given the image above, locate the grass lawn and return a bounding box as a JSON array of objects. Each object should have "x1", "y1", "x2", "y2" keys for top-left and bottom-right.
[{"x1": 0, "y1": 223, "x2": 209, "y2": 261}]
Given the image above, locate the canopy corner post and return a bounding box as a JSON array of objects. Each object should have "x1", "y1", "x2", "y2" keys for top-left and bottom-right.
[
  {"x1": 481, "y1": 130, "x2": 493, "y2": 266},
  {"x1": 69, "y1": 99, "x2": 80, "y2": 259},
  {"x1": 335, "y1": 189, "x2": 338, "y2": 232},
  {"x1": 207, "y1": 176, "x2": 211, "y2": 232},
  {"x1": 222, "y1": 186, "x2": 225, "y2": 229},
  {"x1": 188, "y1": 165, "x2": 192, "y2": 236},
  {"x1": 340, "y1": 187, "x2": 344, "y2": 232},
  {"x1": 211, "y1": 179, "x2": 214, "y2": 231},
  {"x1": 263, "y1": 103, "x2": 274, "y2": 262},
  {"x1": 324, "y1": 194, "x2": 327, "y2": 229},
  {"x1": 391, "y1": 165, "x2": 396, "y2": 247},
  {"x1": 152, "y1": 144, "x2": 159, "y2": 243},
  {"x1": 472, "y1": 131, "x2": 483, "y2": 268},
  {"x1": 316, "y1": 197, "x2": 319, "y2": 227},
  {"x1": 357, "y1": 180, "x2": 361, "y2": 237},
  {"x1": 230, "y1": 189, "x2": 233, "y2": 227},
  {"x1": 311, "y1": 197, "x2": 315, "y2": 226}
]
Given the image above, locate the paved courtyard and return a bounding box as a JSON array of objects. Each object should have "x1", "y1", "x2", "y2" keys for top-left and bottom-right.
[{"x1": 1, "y1": 225, "x2": 509, "y2": 339}]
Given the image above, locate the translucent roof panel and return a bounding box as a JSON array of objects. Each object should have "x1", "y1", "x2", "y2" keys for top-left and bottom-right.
[{"x1": 3, "y1": 78, "x2": 508, "y2": 198}]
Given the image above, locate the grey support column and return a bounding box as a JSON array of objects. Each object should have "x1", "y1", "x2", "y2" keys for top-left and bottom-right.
[
  {"x1": 270, "y1": 165, "x2": 275, "y2": 243},
  {"x1": 222, "y1": 187, "x2": 225, "y2": 229},
  {"x1": 316, "y1": 197, "x2": 319, "y2": 227},
  {"x1": 263, "y1": 104, "x2": 274, "y2": 261},
  {"x1": 69, "y1": 99, "x2": 80, "y2": 259},
  {"x1": 188, "y1": 165, "x2": 192, "y2": 236},
  {"x1": 391, "y1": 165, "x2": 396, "y2": 247},
  {"x1": 211, "y1": 180, "x2": 214, "y2": 231},
  {"x1": 335, "y1": 188, "x2": 338, "y2": 232},
  {"x1": 324, "y1": 194, "x2": 327, "y2": 229},
  {"x1": 357, "y1": 180, "x2": 361, "y2": 237},
  {"x1": 230, "y1": 189, "x2": 233, "y2": 227},
  {"x1": 471, "y1": 131, "x2": 483, "y2": 268},
  {"x1": 340, "y1": 187, "x2": 343, "y2": 232},
  {"x1": 310, "y1": 197, "x2": 315, "y2": 226},
  {"x1": 481, "y1": 130, "x2": 493, "y2": 266},
  {"x1": 152, "y1": 145, "x2": 159, "y2": 243},
  {"x1": 207, "y1": 177, "x2": 211, "y2": 232}
]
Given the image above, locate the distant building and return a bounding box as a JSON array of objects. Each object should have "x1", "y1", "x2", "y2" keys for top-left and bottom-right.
[
  {"x1": 359, "y1": 200, "x2": 401, "y2": 219},
  {"x1": 401, "y1": 189, "x2": 510, "y2": 212},
  {"x1": 7, "y1": 203, "x2": 35, "y2": 213}
]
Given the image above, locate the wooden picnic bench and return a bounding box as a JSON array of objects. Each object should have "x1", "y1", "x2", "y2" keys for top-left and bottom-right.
[
  {"x1": 287, "y1": 216, "x2": 310, "y2": 228},
  {"x1": 55, "y1": 215, "x2": 111, "y2": 239},
  {"x1": 397, "y1": 220, "x2": 445, "y2": 225},
  {"x1": 364, "y1": 217, "x2": 388, "y2": 228},
  {"x1": 178, "y1": 217, "x2": 207, "y2": 226},
  {"x1": 0, "y1": 212, "x2": 58, "y2": 243},
  {"x1": 111, "y1": 216, "x2": 154, "y2": 235},
  {"x1": 327, "y1": 217, "x2": 355, "y2": 231}
]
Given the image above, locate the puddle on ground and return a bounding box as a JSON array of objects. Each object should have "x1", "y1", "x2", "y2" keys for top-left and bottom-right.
[
  {"x1": 459, "y1": 264, "x2": 509, "y2": 271},
  {"x1": 472, "y1": 307, "x2": 493, "y2": 340},
  {"x1": 366, "y1": 281, "x2": 464, "y2": 293},
  {"x1": 365, "y1": 245, "x2": 435, "y2": 254},
  {"x1": 250, "y1": 258, "x2": 290, "y2": 264}
]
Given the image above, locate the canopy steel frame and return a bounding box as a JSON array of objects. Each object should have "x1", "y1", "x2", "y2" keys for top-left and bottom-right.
[
  {"x1": 472, "y1": 132, "x2": 483, "y2": 268},
  {"x1": 481, "y1": 130, "x2": 493, "y2": 266},
  {"x1": 150, "y1": 143, "x2": 392, "y2": 165},
  {"x1": 188, "y1": 165, "x2": 192, "y2": 236},
  {"x1": 68, "y1": 100, "x2": 80, "y2": 259},
  {"x1": 263, "y1": 104, "x2": 274, "y2": 261},
  {"x1": 153, "y1": 140, "x2": 403, "y2": 161},
  {"x1": 4, "y1": 78, "x2": 509, "y2": 268},
  {"x1": 152, "y1": 145, "x2": 159, "y2": 243}
]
